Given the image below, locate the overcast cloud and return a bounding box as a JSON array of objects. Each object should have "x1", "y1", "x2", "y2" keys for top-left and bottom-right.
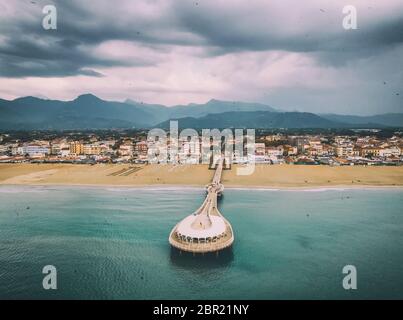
[{"x1": 0, "y1": 0, "x2": 402, "y2": 115}]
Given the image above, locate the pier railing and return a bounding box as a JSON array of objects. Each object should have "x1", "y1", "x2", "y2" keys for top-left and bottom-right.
[{"x1": 169, "y1": 157, "x2": 234, "y2": 253}]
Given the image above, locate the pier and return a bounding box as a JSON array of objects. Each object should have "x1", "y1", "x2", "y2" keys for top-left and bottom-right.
[{"x1": 168, "y1": 158, "x2": 234, "y2": 253}]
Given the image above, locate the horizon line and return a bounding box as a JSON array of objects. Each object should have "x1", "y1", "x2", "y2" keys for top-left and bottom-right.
[{"x1": 1, "y1": 93, "x2": 402, "y2": 117}]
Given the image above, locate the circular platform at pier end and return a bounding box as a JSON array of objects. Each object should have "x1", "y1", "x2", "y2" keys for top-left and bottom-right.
[
  {"x1": 169, "y1": 157, "x2": 234, "y2": 253},
  {"x1": 169, "y1": 214, "x2": 234, "y2": 253},
  {"x1": 177, "y1": 214, "x2": 226, "y2": 239}
]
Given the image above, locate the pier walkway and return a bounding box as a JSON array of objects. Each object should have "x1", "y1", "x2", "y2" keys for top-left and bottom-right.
[{"x1": 169, "y1": 158, "x2": 234, "y2": 253}]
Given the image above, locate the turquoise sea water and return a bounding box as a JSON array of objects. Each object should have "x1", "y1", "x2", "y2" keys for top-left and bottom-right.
[{"x1": 0, "y1": 185, "x2": 402, "y2": 300}]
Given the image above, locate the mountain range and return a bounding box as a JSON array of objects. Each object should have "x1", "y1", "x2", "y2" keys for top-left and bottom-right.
[
  {"x1": 320, "y1": 113, "x2": 403, "y2": 128},
  {"x1": 0, "y1": 94, "x2": 401, "y2": 130},
  {"x1": 156, "y1": 111, "x2": 346, "y2": 129}
]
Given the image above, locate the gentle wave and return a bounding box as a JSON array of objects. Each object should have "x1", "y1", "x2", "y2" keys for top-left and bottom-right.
[
  {"x1": 104, "y1": 186, "x2": 203, "y2": 192},
  {"x1": 226, "y1": 187, "x2": 280, "y2": 192},
  {"x1": 0, "y1": 185, "x2": 204, "y2": 193},
  {"x1": 1, "y1": 184, "x2": 402, "y2": 194},
  {"x1": 227, "y1": 186, "x2": 403, "y2": 192},
  {"x1": 0, "y1": 186, "x2": 50, "y2": 193}
]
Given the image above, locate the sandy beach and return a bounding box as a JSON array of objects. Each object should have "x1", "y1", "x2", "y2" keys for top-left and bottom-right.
[{"x1": 0, "y1": 163, "x2": 403, "y2": 188}]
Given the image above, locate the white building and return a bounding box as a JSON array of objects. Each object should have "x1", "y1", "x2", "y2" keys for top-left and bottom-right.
[
  {"x1": 23, "y1": 144, "x2": 50, "y2": 157},
  {"x1": 379, "y1": 146, "x2": 401, "y2": 157},
  {"x1": 266, "y1": 147, "x2": 283, "y2": 157},
  {"x1": 119, "y1": 144, "x2": 133, "y2": 157},
  {"x1": 59, "y1": 148, "x2": 70, "y2": 157}
]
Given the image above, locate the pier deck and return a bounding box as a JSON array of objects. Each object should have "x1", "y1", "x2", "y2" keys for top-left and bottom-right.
[{"x1": 169, "y1": 158, "x2": 234, "y2": 253}]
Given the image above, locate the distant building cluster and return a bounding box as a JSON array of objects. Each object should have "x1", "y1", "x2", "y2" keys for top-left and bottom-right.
[
  {"x1": 0, "y1": 131, "x2": 402, "y2": 166},
  {"x1": 264, "y1": 133, "x2": 403, "y2": 166},
  {"x1": 0, "y1": 134, "x2": 148, "y2": 164},
  {"x1": 230, "y1": 133, "x2": 402, "y2": 166}
]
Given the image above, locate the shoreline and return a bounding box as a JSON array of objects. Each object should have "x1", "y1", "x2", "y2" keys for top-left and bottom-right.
[
  {"x1": 1, "y1": 163, "x2": 403, "y2": 190},
  {"x1": 1, "y1": 182, "x2": 402, "y2": 191}
]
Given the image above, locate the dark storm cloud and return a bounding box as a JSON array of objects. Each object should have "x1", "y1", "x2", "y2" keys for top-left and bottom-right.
[
  {"x1": 0, "y1": 32, "x2": 135, "y2": 78},
  {"x1": 0, "y1": 0, "x2": 160, "y2": 78},
  {"x1": 312, "y1": 15, "x2": 403, "y2": 66},
  {"x1": 363, "y1": 16, "x2": 403, "y2": 46},
  {"x1": 173, "y1": 1, "x2": 403, "y2": 65},
  {"x1": 2, "y1": 0, "x2": 403, "y2": 78},
  {"x1": 0, "y1": 27, "x2": 148, "y2": 78}
]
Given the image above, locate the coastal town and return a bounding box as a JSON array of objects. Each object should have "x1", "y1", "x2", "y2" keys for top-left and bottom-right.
[{"x1": 0, "y1": 130, "x2": 402, "y2": 166}]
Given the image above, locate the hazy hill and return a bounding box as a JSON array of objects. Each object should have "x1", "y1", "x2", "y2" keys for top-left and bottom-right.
[
  {"x1": 125, "y1": 98, "x2": 277, "y2": 122},
  {"x1": 321, "y1": 113, "x2": 403, "y2": 127},
  {"x1": 0, "y1": 94, "x2": 155, "y2": 129},
  {"x1": 156, "y1": 111, "x2": 347, "y2": 129},
  {"x1": 0, "y1": 95, "x2": 278, "y2": 130},
  {"x1": 0, "y1": 94, "x2": 401, "y2": 130}
]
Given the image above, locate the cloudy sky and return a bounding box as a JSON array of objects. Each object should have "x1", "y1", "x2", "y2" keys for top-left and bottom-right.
[{"x1": 0, "y1": 0, "x2": 402, "y2": 115}]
